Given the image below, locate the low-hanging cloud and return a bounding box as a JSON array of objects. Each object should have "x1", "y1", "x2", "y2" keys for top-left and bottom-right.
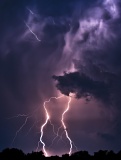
[{"x1": 53, "y1": 72, "x2": 110, "y2": 103}]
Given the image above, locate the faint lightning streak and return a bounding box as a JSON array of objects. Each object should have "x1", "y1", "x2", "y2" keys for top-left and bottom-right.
[
  {"x1": 49, "y1": 125, "x2": 66, "y2": 148},
  {"x1": 9, "y1": 111, "x2": 38, "y2": 144},
  {"x1": 26, "y1": 120, "x2": 38, "y2": 136},
  {"x1": 48, "y1": 120, "x2": 59, "y2": 148},
  {"x1": 7, "y1": 114, "x2": 28, "y2": 119},
  {"x1": 57, "y1": 130, "x2": 67, "y2": 146},
  {"x1": 61, "y1": 96, "x2": 73, "y2": 155},
  {"x1": 72, "y1": 142, "x2": 78, "y2": 152},
  {"x1": 10, "y1": 104, "x2": 48, "y2": 146},
  {"x1": 26, "y1": 7, "x2": 34, "y2": 15},
  {"x1": 11, "y1": 116, "x2": 30, "y2": 146},
  {"x1": 24, "y1": 21, "x2": 41, "y2": 42},
  {"x1": 37, "y1": 95, "x2": 64, "y2": 157},
  {"x1": 49, "y1": 120, "x2": 57, "y2": 136}
]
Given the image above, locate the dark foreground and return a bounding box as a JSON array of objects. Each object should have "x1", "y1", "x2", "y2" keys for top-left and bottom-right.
[{"x1": 0, "y1": 148, "x2": 121, "y2": 160}]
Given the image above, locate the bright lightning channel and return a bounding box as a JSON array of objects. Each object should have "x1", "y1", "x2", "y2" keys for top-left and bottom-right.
[
  {"x1": 61, "y1": 96, "x2": 72, "y2": 155},
  {"x1": 37, "y1": 95, "x2": 64, "y2": 157},
  {"x1": 38, "y1": 95, "x2": 76, "y2": 157},
  {"x1": 9, "y1": 93, "x2": 77, "y2": 156},
  {"x1": 24, "y1": 21, "x2": 41, "y2": 42}
]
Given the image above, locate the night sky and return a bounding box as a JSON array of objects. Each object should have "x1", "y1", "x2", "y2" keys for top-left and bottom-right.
[{"x1": 0, "y1": 0, "x2": 121, "y2": 156}]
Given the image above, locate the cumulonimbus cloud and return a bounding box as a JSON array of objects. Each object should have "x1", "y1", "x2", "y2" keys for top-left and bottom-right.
[{"x1": 53, "y1": 0, "x2": 121, "y2": 106}]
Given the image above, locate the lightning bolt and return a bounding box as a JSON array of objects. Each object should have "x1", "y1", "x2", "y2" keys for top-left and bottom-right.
[
  {"x1": 24, "y1": 21, "x2": 41, "y2": 42},
  {"x1": 9, "y1": 93, "x2": 77, "y2": 156},
  {"x1": 37, "y1": 94, "x2": 77, "y2": 157},
  {"x1": 61, "y1": 96, "x2": 73, "y2": 155},
  {"x1": 37, "y1": 95, "x2": 64, "y2": 157}
]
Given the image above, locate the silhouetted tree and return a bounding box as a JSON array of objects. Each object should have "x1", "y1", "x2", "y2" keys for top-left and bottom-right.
[
  {"x1": 0, "y1": 148, "x2": 121, "y2": 160},
  {"x1": 106, "y1": 150, "x2": 116, "y2": 160},
  {"x1": 117, "y1": 150, "x2": 121, "y2": 160},
  {"x1": 94, "y1": 150, "x2": 107, "y2": 160},
  {"x1": 71, "y1": 151, "x2": 91, "y2": 160},
  {"x1": 62, "y1": 153, "x2": 69, "y2": 160},
  {"x1": 0, "y1": 148, "x2": 25, "y2": 160},
  {"x1": 26, "y1": 151, "x2": 45, "y2": 160},
  {"x1": 50, "y1": 155, "x2": 60, "y2": 160}
]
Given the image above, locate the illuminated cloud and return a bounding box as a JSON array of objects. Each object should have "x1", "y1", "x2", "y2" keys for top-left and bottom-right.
[{"x1": 53, "y1": 0, "x2": 121, "y2": 106}]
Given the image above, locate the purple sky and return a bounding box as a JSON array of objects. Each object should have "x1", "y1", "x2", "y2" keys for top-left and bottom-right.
[{"x1": 0, "y1": 0, "x2": 121, "y2": 156}]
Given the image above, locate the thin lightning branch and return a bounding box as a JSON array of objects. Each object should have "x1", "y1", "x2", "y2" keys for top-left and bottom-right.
[
  {"x1": 49, "y1": 120, "x2": 57, "y2": 136},
  {"x1": 48, "y1": 120, "x2": 59, "y2": 148},
  {"x1": 24, "y1": 21, "x2": 41, "y2": 42},
  {"x1": 26, "y1": 120, "x2": 38, "y2": 136},
  {"x1": 61, "y1": 97, "x2": 73, "y2": 155},
  {"x1": 72, "y1": 142, "x2": 78, "y2": 152},
  {"x1": 48, "y1": 120, "x2": 62, "y2": 147},
  {"x1": 51, "y1": 125, "x2": 63, "y2": 144},
  {"x1": 48, "y1": 125, "x2": 66, "y2": 148},
  {"x1": 11, "y1": 116, "x2": 30, "y2": 146},
  {"x1": 10, "y1": 106, "x2": 41, "y2": 144},
  {"x1": 7, "y1": 114, "x2": 28, "y2": 119},
  {"x1": 49, "y1": 125, "x2": 64, "y2": 147},
  {"x1": 37, "y1": 95, "x2": 64, "y2": 157},
  {"x1": 57, "y1": 130, "x2": 67, "y2": 146}
]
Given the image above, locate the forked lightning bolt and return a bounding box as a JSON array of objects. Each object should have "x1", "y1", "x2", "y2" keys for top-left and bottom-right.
[
  {"x1": 9, "y1": 94, "x2": 77, "y2": 156},
  {"x1": 38, "y1": 95, "x2": 76, "y2": 157},
  {"x1": 37, "y1": 95, "x2": 64, "y2": 157}
]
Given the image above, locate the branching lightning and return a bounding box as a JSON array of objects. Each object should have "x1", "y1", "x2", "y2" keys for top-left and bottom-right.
[
  {"x1": 49, "y1": 125, "x2": 66, "y2": 148},
  {"x1": 24, "y1": 21, "x2": 41, "y2": 42},
  {"x1": 37, "y1": 95, "x2": 64, "y2": 157},
  {"x1": 9, "y1": 94, "x2": 77, "y2": 156},
  {"x1": 10, "y1": 107, "x2": 41, "y2": 145},
  {"x1": 37, "y1": 94, "x2": 77, "y2": 157}
]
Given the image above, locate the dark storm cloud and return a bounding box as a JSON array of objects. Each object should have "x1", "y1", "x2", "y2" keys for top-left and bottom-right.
[
  {"x1": 0, "y1": 0, "x2": 97, "y2": 107},
  {"x1": 53, "y1": 72, "x2": 110, "y2": 103},
  {"x1": 53, "y1": 0, "x2": 121, "y2": 106}
]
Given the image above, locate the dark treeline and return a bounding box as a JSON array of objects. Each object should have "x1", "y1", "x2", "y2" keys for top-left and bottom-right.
[{"x1": 0, "y1": 148, "x2": 121, "y2": 160}]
